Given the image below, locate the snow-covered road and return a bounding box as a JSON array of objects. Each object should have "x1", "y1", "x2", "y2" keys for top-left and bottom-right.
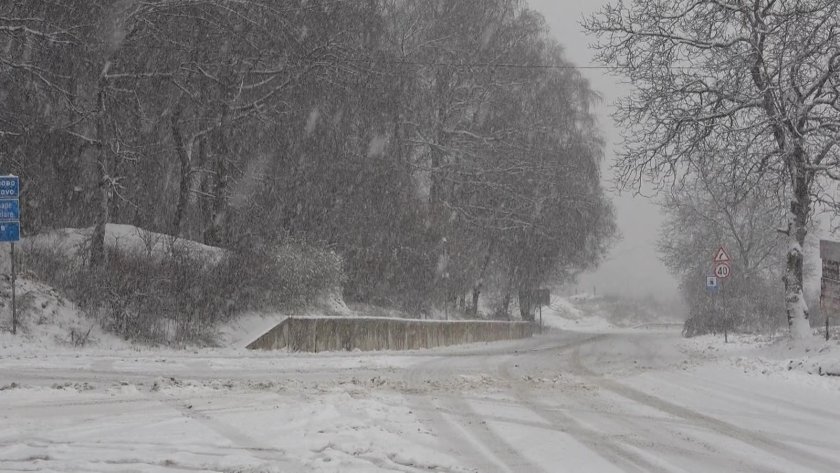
[{"x1": 2, "y1": 329, "x2": 839, "y2": 472}]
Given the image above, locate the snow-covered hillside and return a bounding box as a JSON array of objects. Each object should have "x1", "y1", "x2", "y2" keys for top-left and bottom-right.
[
  {"x1": 21, "y1": 224, "x2": 225, "y2": 264},
  {"x1": 0, "y1": 224, "x2": 353, "y2": 348},
  {"x1": 0, "y1": 278, "x2": 129, "y2": 351}
]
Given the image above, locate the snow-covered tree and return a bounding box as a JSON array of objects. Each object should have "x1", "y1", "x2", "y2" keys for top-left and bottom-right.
[
  {"x1": 659, "y1": 159, "x2": 788, "y2": 335},
  {"x1": 585, "y1": 0, "x2": 840, "y2": 338}
]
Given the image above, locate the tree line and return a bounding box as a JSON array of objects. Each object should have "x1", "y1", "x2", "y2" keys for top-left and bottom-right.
[{"x1": 0, "y1": 0, "x2": 615, "y2": 317}]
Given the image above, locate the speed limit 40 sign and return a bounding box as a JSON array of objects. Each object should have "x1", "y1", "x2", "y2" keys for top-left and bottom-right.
[{"x1": 714, "y1": 262, "x2": 731, "y2": 279}]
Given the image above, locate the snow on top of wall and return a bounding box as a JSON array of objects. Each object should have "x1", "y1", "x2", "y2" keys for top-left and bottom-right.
[{"x1": 215, "y1": 312, "x2": 290, "y2": 349}]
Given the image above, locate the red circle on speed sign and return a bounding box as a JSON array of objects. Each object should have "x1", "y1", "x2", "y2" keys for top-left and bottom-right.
[{"x1": 714, "y1": 262, "x2": 731, "y2": 279}]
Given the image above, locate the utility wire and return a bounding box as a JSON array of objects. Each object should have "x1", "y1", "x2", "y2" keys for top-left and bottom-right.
[{"x1": 340, "y1": 57, "x2": 698, "y2": 71}]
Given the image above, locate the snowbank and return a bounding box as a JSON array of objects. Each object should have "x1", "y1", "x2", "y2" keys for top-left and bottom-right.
[
  {"x1": 539, "y1": 296, "x2": 615, "y2": 332},
  {"x1": 22, "y1": 224, "x2": 225, "y2": 265},
  {"x1": 680, "y1": 332, "x2": 840, "y2": 381},
  {"x1": 7, "y1": 224, "x2": 356, "y2": 349},
  {"x1": 0, "y1": 278, "x2": 128, "y2": 352}
]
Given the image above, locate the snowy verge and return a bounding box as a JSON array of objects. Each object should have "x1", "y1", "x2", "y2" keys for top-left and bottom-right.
[
  {"x1": 0, "y1": 278, "x2": 129, "y2": 352},
  {"x1": 5, "y1": 224, "x2": 354, "y2": 349},
  {"x1": 539, "y1": 295, "x2": 615, "y2": 332},
  {"x1": 679, "y1": 332, "x2": 840, "y2": 382},
  {"x1": 19, "y1": 224, "x2": 225, "y2": 266}
]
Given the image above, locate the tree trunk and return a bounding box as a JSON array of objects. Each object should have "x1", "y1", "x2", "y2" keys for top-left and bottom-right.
[
  {"x1": 784, "y1": 160, "x2": 811, "y2": 339},
  {"x1": 171, "y1": 105, "x2": 191, "y2": 237},
  {"x1": 203, "y1": 128, "x2": 229, "y2": 247},
  {"x1": 429, "y1": 67, "x2": 450, "y2": 215},
  {"x1": 500, "y1": 293, "x2": 511, "y2": 320},
  {"x1": 203, "y1": 71, "x2": 234, "y2": 246},
  {"x1": 196, "y1": 137, "x2": 210, "y2": 240},
  {"x1": 471, "y1": 288, "x2": 481, "y2": 317},
  {"x1": 429, "y1": 143, "x2": 444, "y2": 209},
  {"x1": 90, "y1": 154, "x2": 109, "y2": 267},
  {"x1": 470, "y1": 240, "x2": 494, "y2": 316},
  {"x1": 90, "y1": 81, "x2": 109, "y2": 267},
  {"x1": 518, "y1": 288, "x2": 534, "y2": 322}
]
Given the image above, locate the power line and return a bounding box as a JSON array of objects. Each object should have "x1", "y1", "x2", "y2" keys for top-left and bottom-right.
[{"x1": 341, "y1": 57, "x2": 699, "y2": 71}]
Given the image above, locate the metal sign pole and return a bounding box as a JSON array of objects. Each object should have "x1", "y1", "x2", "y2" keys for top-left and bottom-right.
[
  {"x1": 824, "y1": 312, "x2": 829, "y2": 341},
  {"x1": 722, "y1": 279, "x2": 727, "y2": 343},
  {"x1": 10, "y1": 242, "x2": 15, "y2": 335},
  {"x1": 0, "y1": 175, "x2": 20, "y2": 334},
  {"x1": 713, "y1": 246, "x2": 732, "y2": 343}
]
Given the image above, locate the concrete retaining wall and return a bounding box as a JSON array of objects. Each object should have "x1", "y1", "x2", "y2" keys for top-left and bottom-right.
[{"x1": 246, "y1": 317, "x2": 535, "y2": 352}]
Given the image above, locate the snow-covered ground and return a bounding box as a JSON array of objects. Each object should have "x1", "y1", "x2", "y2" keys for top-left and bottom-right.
[
  {"x1": 538, "y1": 295, "x2": 617, "y2": 332},
  {"x1": 2, "y1": 296, "x2": 840, "y2": 472},
  {"x1": 680, "y1": 331, "x2": 840, "y2": 380},
  {"x1": 0, "y1": 278, "x2": 130, "y2": 353},
  {"x1": 19, "y1": 224, "x2": 225, "y2": 265}
]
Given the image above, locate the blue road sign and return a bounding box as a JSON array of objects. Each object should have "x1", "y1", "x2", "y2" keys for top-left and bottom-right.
[
  {"x1": 0, "y1": 200, "x2": 19, "y2": 222},
  {"x1": 706, "y1": 275, "x2": 719, "y2": 293},
  {"x1": 0, "y1": 222, "x2": 19, "y2": 242},
  {"x1": 0, "y1": 175, "x2": 20, "y2": 241},
  {"x1": 0, "y1": 176, "x2": 19, "y2": 199}
]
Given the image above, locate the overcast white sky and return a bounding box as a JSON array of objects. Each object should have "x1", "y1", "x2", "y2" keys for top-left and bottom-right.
[{"x1": 527, "y1": 0, "x2": 680, "y2": 299}]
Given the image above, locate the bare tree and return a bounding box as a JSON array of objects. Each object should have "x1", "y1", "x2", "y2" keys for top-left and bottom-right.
[
  {"x1": 659, "y1": 158, "x2": 788, "y2": 335},
  {"x1": 585, "y1": 0, "x2": 840, "y2": 338}
]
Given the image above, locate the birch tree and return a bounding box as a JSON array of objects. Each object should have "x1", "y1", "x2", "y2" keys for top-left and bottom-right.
[{"x1": 584, "y1": 0, "x2": 840, "y2": 338}]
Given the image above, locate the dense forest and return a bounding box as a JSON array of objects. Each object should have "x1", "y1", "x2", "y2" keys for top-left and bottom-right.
[{"x1": 0, "y1": 0, "x2": 615, "y2": 324}]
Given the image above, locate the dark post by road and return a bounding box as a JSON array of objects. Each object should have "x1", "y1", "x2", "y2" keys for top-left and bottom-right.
[
  {"x1": 722, "y1": 280, "x2": 727, "y2": 344},
  {"x1": 11, "y1": 242, "x2": 16, "y2": 335}
]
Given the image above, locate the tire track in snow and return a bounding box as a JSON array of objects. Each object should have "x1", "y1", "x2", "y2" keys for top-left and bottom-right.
[
  {"x1": 403, "y1": 353, "x2": 542, "y2": 473},
  {"x1": 496, "y1": 360, "x2": 670, "y2": 473},
  {"x1": 403, "y1": 392, "x2": 496, "y2": 473},
  {"x1": 167, "y1": 399, "x2": 307, "y2": 470},
  {"x1": 667, "y1": 370, "x2": 840, "y2": 424},
  {"x1": 455, "y1": 332, "x2": 665, "y2": 472},
  {"x1": 570, "y1": 346, "x2": 840, "y2": 473},
  {"x1": 521, "y1": 366, "x2": 785, "y2": 473},
  {"x1": 488, "y1": 332, "x2": 735, "y2": 472}
]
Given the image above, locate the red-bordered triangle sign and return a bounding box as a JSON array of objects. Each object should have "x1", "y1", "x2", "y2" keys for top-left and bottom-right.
[{"x1": 713, "y1": 246, "x2": 731, "y2": 263}]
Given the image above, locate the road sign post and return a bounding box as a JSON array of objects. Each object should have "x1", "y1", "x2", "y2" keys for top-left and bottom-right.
[
  {"x1": 0, "y1": 176, "x2": 20, "y2": 335},
  {"x1": 530, "y1": 289, "x2": 550, "y2": 333},
  {"x1": 722, "y1": 278, "x2": 727, "y2": 343},
  {"x1": 712, "y1": 246, "x2": 732, "y2": 342}
]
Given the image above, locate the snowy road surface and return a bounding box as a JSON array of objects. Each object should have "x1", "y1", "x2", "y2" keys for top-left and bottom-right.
[{"x1": 2, "y1": 329, "x2": 840, "y2": 472}]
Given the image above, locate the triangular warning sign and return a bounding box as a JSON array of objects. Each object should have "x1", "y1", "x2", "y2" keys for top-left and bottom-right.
[{"x1": 713, "y1": 246, "x2": 731, "y2": 263}]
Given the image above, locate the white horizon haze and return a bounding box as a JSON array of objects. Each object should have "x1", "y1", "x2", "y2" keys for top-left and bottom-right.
[{"x1": 528, "y1": 0, "x2": 680, "y2": 300}]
